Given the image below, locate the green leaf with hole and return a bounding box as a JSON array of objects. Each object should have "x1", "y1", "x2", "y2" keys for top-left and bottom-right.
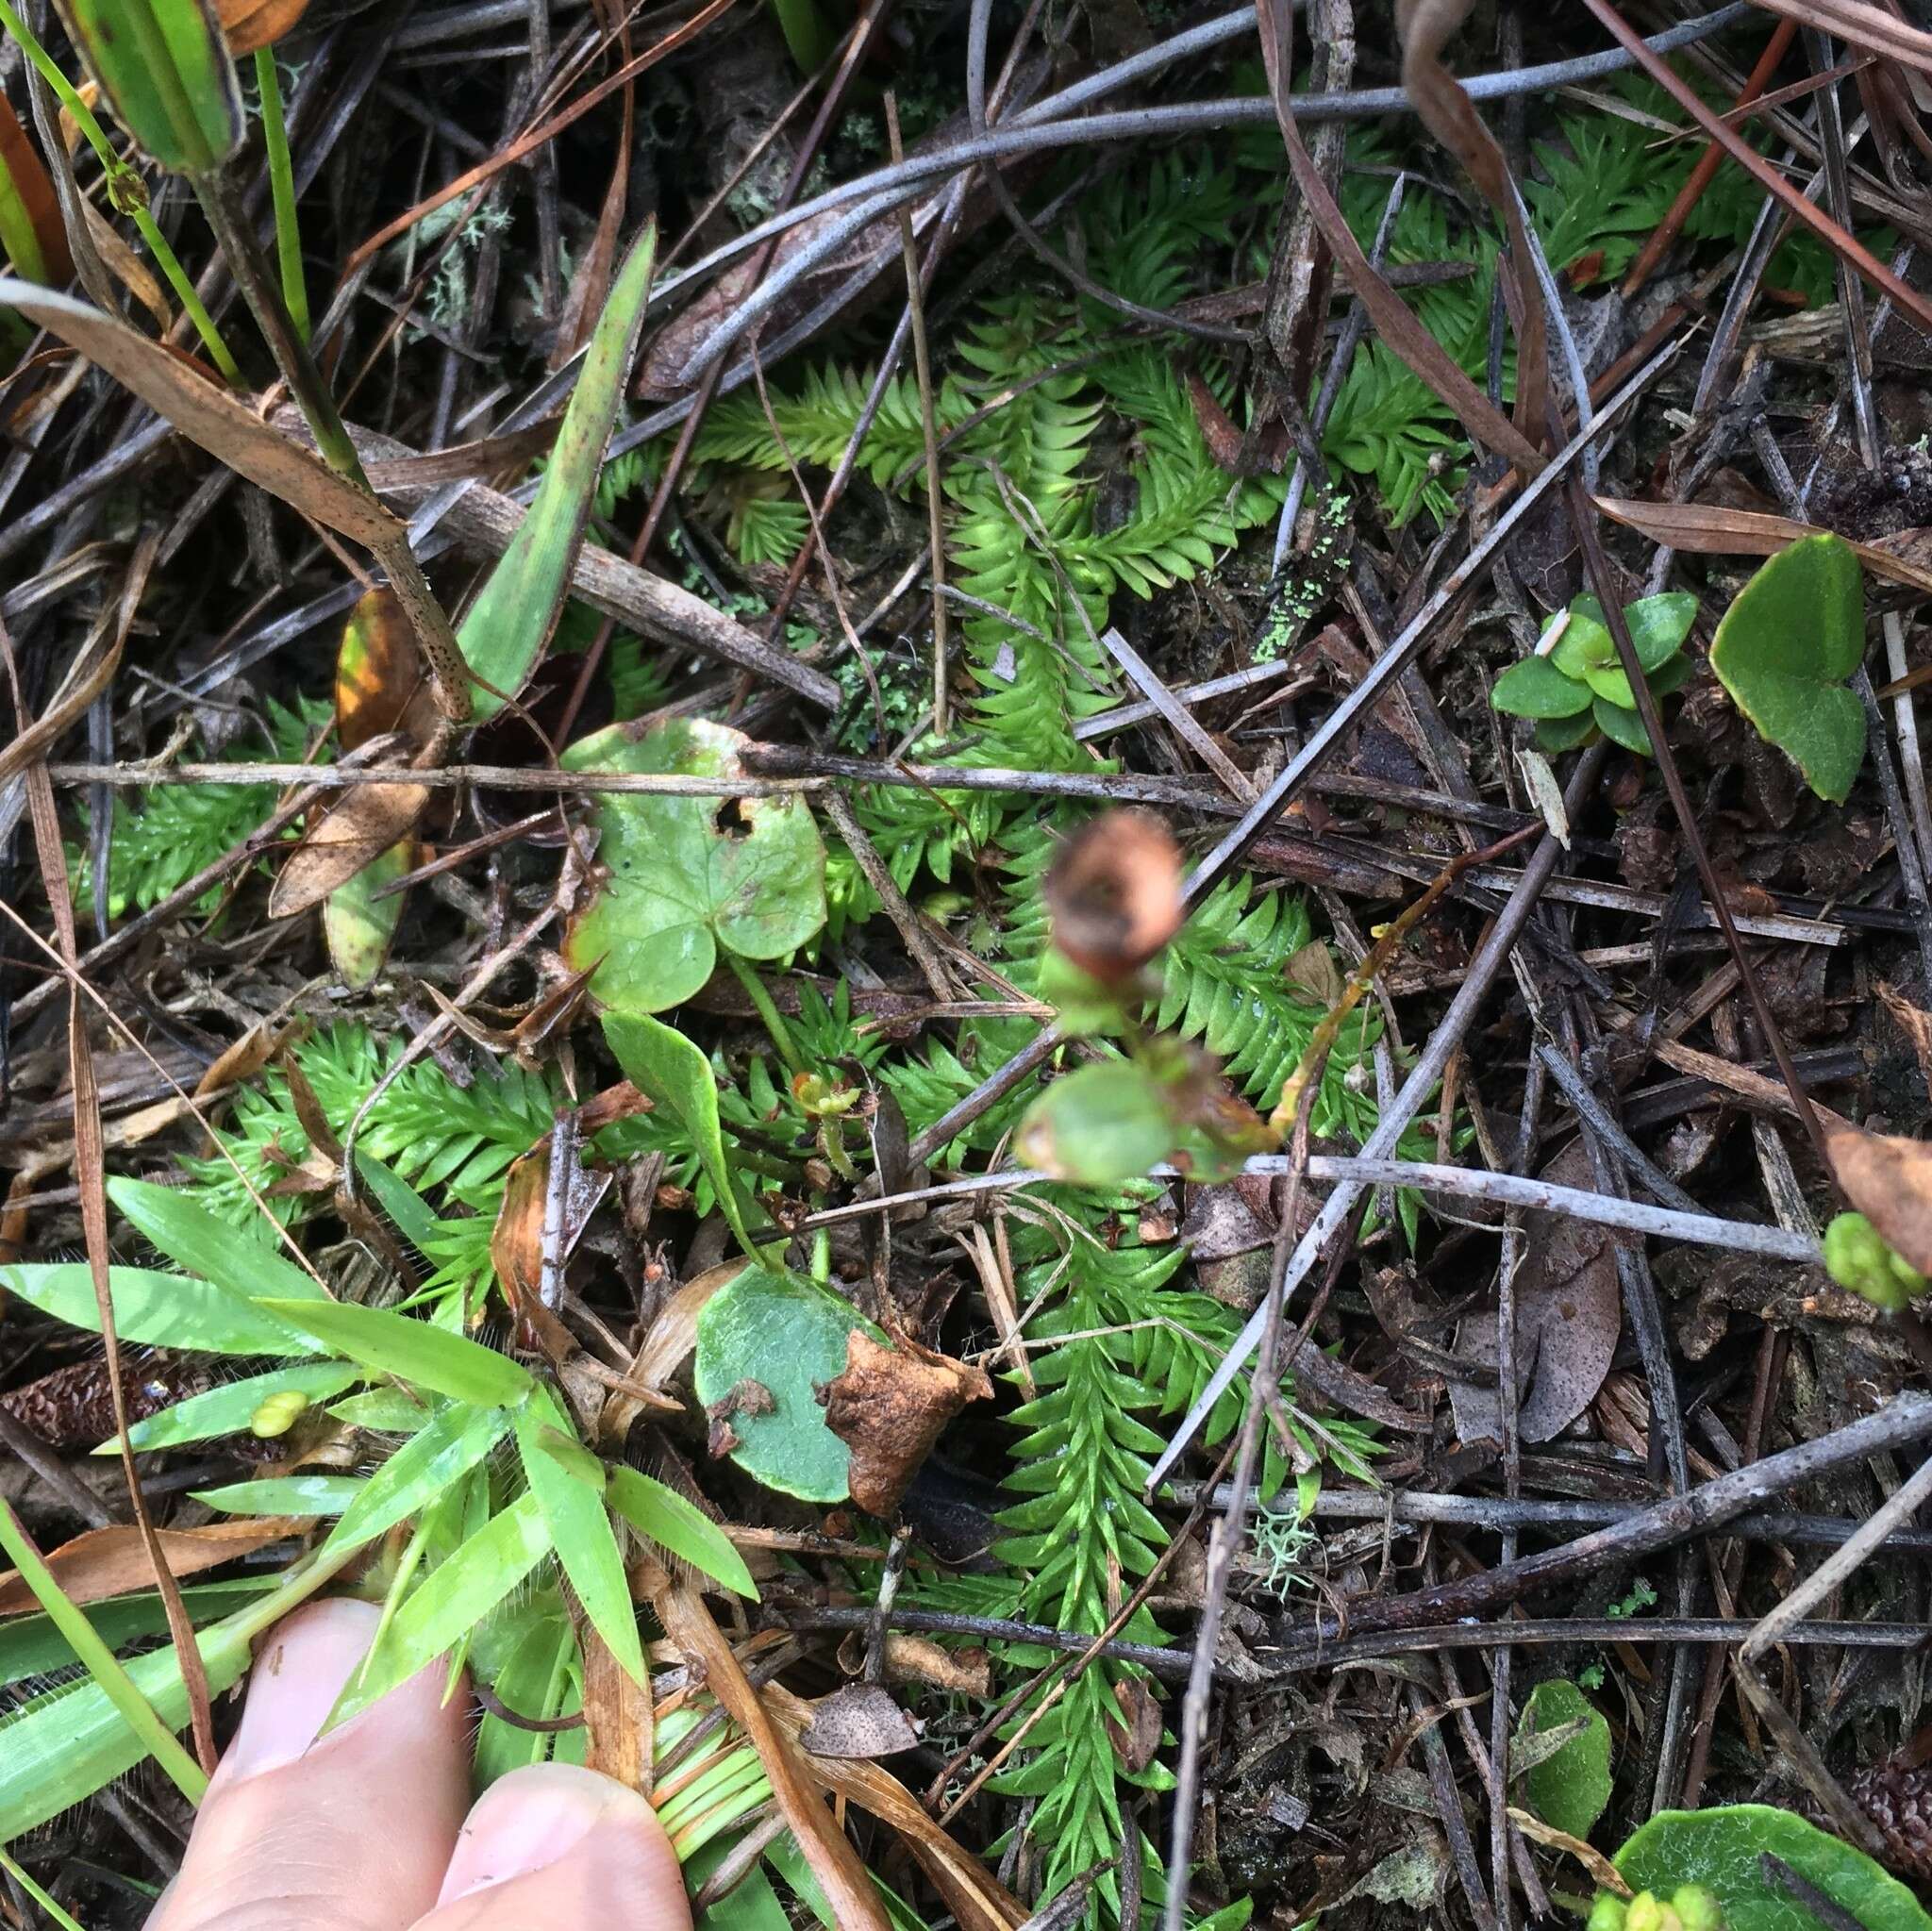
[
  {"x1": 1491, "y1": 654, "x2": 1592, "y2": 719},
  {"x1": 331, "y1": 1490, "x2": 552, "y2": 1725},
  {"x1": 255, "y1": 1297, "x2": 534, "y2": 1407},
  {"x1": 691, "y1": 1265, "x2": 883, "y2": 1504},
  {"x1": 562, "y1": 718, "x2": 825, "y2": 1014},
  {"x1": 53, "y1": 0, "x2": 242, "y2": 174},
  {"x1": 515, "y1": 1395, "x2": 643, "y2": 1684},
  {"x1": 0, "y1": 1262, "x2": 324, "y2": 1356},
  {"x1": 1515, "y1": 1679, "x2": 1611, "y2": 1839},
  {"x1": 607, "y1": 1465, "x2": 758, "y2": 1599},
  {"x1": 191, "y1": 1474, "x2": 366, "y2": 1516},
  {"x1": 108, "y1": 1363, "x2": 366, "y2": 1455},
  {"x1": 1014, "y1": 1059, "x2": 1176, "y2": 1186},
  {"x1": 321, "y1": 1400, "x2": 511, "y2": 1556},
  {"x1": 1710, "y1": 532, "x2": 1867, "y2": 803},
  {"x1": 109, "y1": 1175, "x2": 329, "y2": 1307},
  {"x1": 1615, "y1": 1806, "x2": 1932, "y2": 1931},
  {"x1": 601, "y1": 1008, "x2": 765, "y2": 1257},
  {"x1": 461, "y1": 223, "x2": 656, "y2": 721}
]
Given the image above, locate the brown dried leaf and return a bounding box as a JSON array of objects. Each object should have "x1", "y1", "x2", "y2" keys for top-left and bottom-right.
[
  {"x1": 336, "y1": 587, "x2": 433, "y2": 751},
  {"x1": 801, "y1": 1682, "x2": 922, "y2": 1759},
  {"x1": 0, "y1": 93, "x2": 71, "y2": 287},
  {"x1": 0, "y1": 1517, "x2": 303, "y2": 1615},
  {"x1": 1104, "y1": 1677, "x2": 1163, "y2": 1773},
  {"x1": 877, "y1": 1634, "x2": 992, "y2": 1697},
  {"x1": 267, "y1": 774, "x2": 433, "y2": 919},
  {"x1": 217, "y1": 0, "x2": 308, "y2": 53},
  {"x1": 490, "y1": 1145, "x2": 549, "y2": 1329},
  {"x1": 1045, "y1": 809, "x2": 1183, "y2": 986},
  {"x1": 1595, "y1": 494, "x2": 1932, "y2": 594},
  {"x1": 1448, "y1": 1140, "x2": 1621, "y2": 1445},
  {"x1": 1828, "y1": 1124, "x2": 1932, "y2": 1275},
  {"x1": 581, "y1": 1617, "x2": 652, "y2": 1795},
  {"x1": 821, "y1": 1332, "x2": 992, "y2": 1519}
]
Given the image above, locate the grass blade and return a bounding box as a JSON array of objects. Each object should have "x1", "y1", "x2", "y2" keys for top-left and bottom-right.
[
  {"x1": 320, "y1": 1401, "x2": 511, "y2": 1557},
  {"x1": 0, "y1": 1261, "x2": 325, "y2": 1355},
  {"x1": 52, "y1": 0, "x2": 242, "y2": 174},
  {"x1": 254, "y1": 1297, "x2": 535, "y2": 1407},
  {"x1": 608, "y1": 1466, "x2": 757, "y2": 1600},
  {"x1": 460, "y1": 221, "x2": 657, "y2": 721},
  {"x1": 0, "y1": 1503, "x2": 207, "y2": 1806}
]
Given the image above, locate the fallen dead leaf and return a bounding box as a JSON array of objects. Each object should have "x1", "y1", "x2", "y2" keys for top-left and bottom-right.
[
  {"x1": 801, "y1": 1682, "x2": 923, "y2": 1759},
  {"x1": 217, "y1": 0, "x2": 308, "y2": 53},
  {"x1": 1449, "y1": 1140, "x2": 1622, "y2": 1446},
  {"x1": 820, "y1": 1331, "x2": 991, "y2": 1519},
  {"x1": 1828, "y1": 1124, "x2": 1932, "y2": 1275},
  {"x1": 1879, "y1": 983, "x2": 1932, "y2": 1097},
  {"x1": 879, "y1": 1634, "x2": 992, "y2": 1697},
  {"x1": 0, "y1": 1517, "x2": 305, "y2": 1615},
  {"x1": 1104, "y1": 1677, "x2": 1163, "y2": 1773},
  {"x1": 1595, "y1": 494, "x2": 1932, "y2": 595}
]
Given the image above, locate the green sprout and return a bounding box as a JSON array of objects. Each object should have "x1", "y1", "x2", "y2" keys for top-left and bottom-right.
[
  {"x1": 1490, "y1": 592, "x2": 1698, "y2": 757},
  {"x1": 1823, "y1": 1210, "x2": 1927, "y2": 1312}
]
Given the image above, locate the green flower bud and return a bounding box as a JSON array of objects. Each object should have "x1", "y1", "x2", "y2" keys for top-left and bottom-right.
[
  {"x1": 1588, "y1": 1893, "x2": 1629, "y2": 1931},
  {"x1": 1671, "y1": 1885, "x2": 1724, "y2": 1931},
  {"x1": 249, "y1": 1390, "x2": 309, "y2": 1439},
  {"x1": 1626, "y1": 1891, "x2": 1672, "y2": 1931},
  {"x1": 1823, "y1": 1211, "x2": 1925, "y2": 1312}
]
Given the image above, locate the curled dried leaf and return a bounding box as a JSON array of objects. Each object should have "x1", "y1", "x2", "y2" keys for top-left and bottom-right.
[
  {"x1": 1827, "y1": 1125, "x2": 1932, "y2": 1277},
  {"x1": 801, "y1": 1683, "x2": 922, "y2": 1759},
  {"x1": 1044, "y1": 809, "x2": 1183, "y2": 986},
  {"x1": 217, "y1": 0, "x2": 308, "y2": 53},
  {"x1": 820, "y1": 1332, "x2": 991, "y2": 1519}
]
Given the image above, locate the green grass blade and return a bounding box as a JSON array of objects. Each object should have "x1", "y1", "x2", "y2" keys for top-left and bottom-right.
[
  {"x1": 255, "y1": 1297, "x2": 534, "y2": 1407},
  {"x1": 253, "y1": 46, "x2": 306, "y2": 339},
  {"x1": 330, "y1": 1491, "x2": 551, "y2": 1725},
  {"x1": 0, "y1": 1261, "x2": 323, "y2": 1355},
  {"x1": 0, "y1": 1844, "x2": 94, "y2": 1931},
  {"x1": 191, "y1": 1474, "x2": 366, "y2": 1516},
  {"x1": 108, "y1": 1175, "x2": 328, "y2": 1305},
  {"x1": 108, "y1": 1363, "x2": 365, "y2": 1456},
  {"x1": 320, "y1": 1401, "x2": 511, "y2": 1557},
  {"x1": 0, "y1": 1581, "x2": 271, "y2": 1688},
  {"x1": 607, "y1": 1466, "x2": 757, "y2": 1600},
  {"x1": 0, "y1": 1503, "x2": 208, "y2": 1806},
  {"x1": 460, "y1": 222, "x2": 656, "y2": 721},
  {"x1": 514, "y1": 1400, "x2": 643, "y2": 1684},
  {"x1": 53, "y1": 0, "x2": 241, "y2": 174}
]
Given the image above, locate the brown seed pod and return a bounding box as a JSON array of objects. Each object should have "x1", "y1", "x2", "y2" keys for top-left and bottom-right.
[{"x1": 1044, "y1": 809, "x2": 1183, "y2": 986}]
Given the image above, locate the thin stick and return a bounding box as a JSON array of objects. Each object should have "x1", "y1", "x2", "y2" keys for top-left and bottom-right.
[{"x1": 885, "y1": 93, "x2": 950, "y2": 738}]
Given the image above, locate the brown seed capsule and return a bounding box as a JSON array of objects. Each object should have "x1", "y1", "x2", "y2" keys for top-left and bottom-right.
[{"x1": 1044, "y1": 809, "x2": 1184, "y2": 987}]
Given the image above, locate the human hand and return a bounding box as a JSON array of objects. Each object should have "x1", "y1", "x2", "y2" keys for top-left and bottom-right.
[{"x1": 150, "y1": 1599, "x2": 691, "y2": 1931}]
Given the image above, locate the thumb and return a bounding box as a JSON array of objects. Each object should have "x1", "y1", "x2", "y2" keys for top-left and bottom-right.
[{"x1": 411, "y1": 1764, "x2": 691, "y2": 1931}]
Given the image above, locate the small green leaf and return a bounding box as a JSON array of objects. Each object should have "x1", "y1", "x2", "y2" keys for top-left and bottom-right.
[
  {"x1": 1592, "y1": 693, "x2": 1656, "y2": 757},
  {"x1": 692, "y1": 1265, "x2": 882, "y2": 1504},
  {"x1": 475, "y1": 1607, "x2": 575, "y2": 1785},
  {"x1": 1623, "y1": 591, "x2": 1699, "y2": 663},
  {"x1": 1515, "y1": 1679, "x2": 1612, "y2": 1839},
  {"x1": 191, "y1": 1474, "x2": 366, "y2": 1516},
  {"x1": 330, "y1": 1386, "x2": 435, "y2": 1432},
  {"x1": 1709, "y1": 532, "x2": 1868, "y2": 803},
  {"x1": 1615, "y1": 1806, "x2": 1932, "y2": 1931},
  {"x1": 256, "y1": 1297, "x2": 534, "y2": 1407},
  {"x1": 1491, "y1": 655, "x2": 1592, "y2": 720},
  {"x1": 53, "y1": 0, "x2": 242, "y2": 174},
  {"x1": 601, "y1": 1009, "x2": 765, "y2": 1257},
  {"x1": 515, "y1": 1398, "x2": 643, "y2": 1684},
  {"x1": 1548, "y1": 599, "x2": 1617, "y2": 679},
  {"x1": 462, "y1": 225, "x2": 657, "y2": 721},
  {"x1": 1536, "y1": 709, "x2": 1598, "y2": 756},
  {"x1": 1014, "y1": 1059, "x2": 1176, "y2": 1186},
  {"x1": 332, "y1": 1491, "x2": 552, "y2": 1725},
  {"x1": 324, "y1": 839, "x2": 412, "y2": 989},
  {"x1": 0, "y1": 1262, "x2": 324, "y2": 1356},
  {"x1": 322, "y1": 1401, "x2": 512, "y2": 1556},
  {"x1": 109, "y1": 1175, "x2": 329, "y2": 1307},
  {"x1": 562, "y1": 719, "x2": 826, "y2": 1013},
  {"x1": 106, "y1": 1363, "x2": 364, "y2": 1455},
  {"x1": 352, "y1": 1151, "x2": 441, "y2": 1255},
  {"x1": 607, "y1": 1465, "x2": 758, "y2": 1599}
]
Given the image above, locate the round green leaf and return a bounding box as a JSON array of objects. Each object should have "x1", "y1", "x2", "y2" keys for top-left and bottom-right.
[
  {"x1": 692, "y1": 1266, "x2": 882, "y2": 1503},
  {"x1": 1491, "y1": 655, "x2": 1591, "y2": 720},
  {"x1": 561, "y1": 718, "x2": 826, "y2": 1013},
  {"x1": 1709, "y1": 532, "x2": 1868, "y2": 803},
  {"x1": 1014, "y1": 1059, "x2": 1177, "y2": 1186},
  {"x1": 1535, "y1": 709, "x2": 1599, "y2": 756},
  {"x1": 1516, "y1": 1679, "x2": 1611, "y2": 1839},
  {"x1": 1592, "y1": 693, "x2": 1655, "y2": 757},
  {"x1": 1615, "y1": 1806, "x2": 1932, "y2": 1931},
  {"x1": 1548, "y1": 599, "x2": 1617, "y2": 679},
  {"x1": 1624, "y1": 591, "x2": 1699, "y2": 666}
]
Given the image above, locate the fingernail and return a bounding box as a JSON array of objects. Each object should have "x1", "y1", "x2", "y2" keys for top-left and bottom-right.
[
  {"x1": 437, "y1": 1765, "x2": 621, "y2": 1903},
  {"x1": 220, "y1": 1598, "x2": 381, "y2": 1781}
]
